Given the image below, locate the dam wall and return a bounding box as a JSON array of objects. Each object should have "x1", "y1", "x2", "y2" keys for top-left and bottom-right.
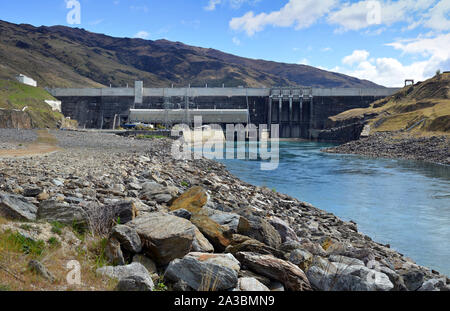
[{"x1": 49, "y1": 83, "x2": 400, "y2": 138}]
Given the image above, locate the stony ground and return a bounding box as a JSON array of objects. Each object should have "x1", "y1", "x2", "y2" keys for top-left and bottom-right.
[
  {"x1": 324, "y1": 132, "x2": 450, "y2": 166},
  {"x1": 0, "y1": 129, "x2": 449, "y2": 291}
]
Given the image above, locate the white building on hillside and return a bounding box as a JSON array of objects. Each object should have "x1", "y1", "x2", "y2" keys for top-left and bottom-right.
[{"x1": 16, "y1": 74, "x2": 37, "y2": 87}]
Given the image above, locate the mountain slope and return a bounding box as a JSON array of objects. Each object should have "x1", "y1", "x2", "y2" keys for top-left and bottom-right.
[
  {"x1": 0, "y1": 20, "x2": 382, "y2": 88},
  {"x1": 328, "y1": 72, "x2": 450, "y2": 136}
]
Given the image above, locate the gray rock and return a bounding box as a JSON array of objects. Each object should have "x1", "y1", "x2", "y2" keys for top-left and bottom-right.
[
  {"x1": 127, "y1": 212, "x2": 211, "y2": 265},
  {"x1": 111, "y1": 225, "x2": 142, "y2": 253},
  {"x1": 23, "y1": 187, "x2": 41, "y2": 197},
  {"x1": 236, "y1": 277, "x2": 270, "y2": 291},
  {"x1": 235, "y1": 252, "x2": 312, "y2": 291},
  {"x1": 237, "y1": 212, "x2": 282, "y2": 248},
  {"x1": 96, "y1": 262, "x2": 152, "y2": 285},
  {"x1": 133, "y1": 254, "x2": 158, "y2": 275},
  {"x1": 306, "y1": 263, "x2": 394, "y2": 291},
  {"x1": 328, "y1": 255, "x2": 365, "y2": 267},
  {"x1": 170, "y1": 208, "x2": 192, "y2": 220},
  {"x1": 28, "y1": 260, "x2": 55, "y2": 282},
  {"x1": 165, "y1": 252, "x2": 240, "y2": 291},
  {"x1": 238, "y1": 270, "x2": 271, "y2": 286},
  {"x1": 37, "y1": 200, "x2": 88, "y2": 227},
  {"x1": 399, "y1": 269, "x2": 425, "y2": 291},
  {"x1": 0, "y1": 192, "x2": 38, "y2": 221},
  {"x1": 154, "y1": 193, "x2": 173, "y2": 204},
  {"x1": 289, "y1": 249, "x2": 313, "y2": 270},
  {"x1": 205, "y1": 208, "x2": 242, "y2": 233},
  {"x1": 115, "y1": 275, "x2": 154, "y2": 291},
  {"x1": 106, "y1": 201, "x2": 137, "y2": 224},
  {"x1": 269, "y1": 216, "x2": 299, "y2": 243},
  {"x1": 418, "y1": 278, "x2": 446, "y2": 291}
]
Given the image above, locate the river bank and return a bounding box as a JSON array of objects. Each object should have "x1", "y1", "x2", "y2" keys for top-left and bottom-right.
[
  {"x1": 323, "y1": 132, "x2": 450, "y2": 166},
  {"x1": 0, "y1": 130, "x2": 449, "y2": 291}
]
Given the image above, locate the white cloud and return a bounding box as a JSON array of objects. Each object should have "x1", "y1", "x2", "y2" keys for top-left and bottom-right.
[
  {"x1": 327, "y1": 0, "x2": 436, "y2": 32},
  {"x1": 342, "y1": 50, "x2": 370, "y2": 65},
  {"x1": 321, "y1": 47, "x2": 332, "y2": 52},
  {"x1": 232, "y1": 37, "x2": 241, "y2": 45},
  {"x1": 229, "y1": 0, "x2": 336, "y2": 36},
  {"x1": 133, "y1": 31, "x2": 150, "y2": 39},
  {"x1": 205, "y1": 0, "x2": 260, "y2": 11},
  {"x1": 334, "y1": 33, "x2": 450, "y2": 86},
  {"x1": 423, "y1": 0, "x2": 450, "y2": 31}
]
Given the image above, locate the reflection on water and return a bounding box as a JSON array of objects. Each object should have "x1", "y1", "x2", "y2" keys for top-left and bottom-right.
[{"x1": 218, "y1": 141, "x2": 450, "y2": 276}]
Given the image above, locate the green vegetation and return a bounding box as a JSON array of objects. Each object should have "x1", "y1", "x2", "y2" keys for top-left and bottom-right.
[
  {"x1": 0, "y1": 79, "x2": 64, "y2": 128},
  {"x1": 136, "y1": 134, "x2": 166, "y2": 140},
  {"x1": 181, "y1": 181, "x2": 189, "y2": 187},
  {"x1": 50, "y1": 221, "x2": 64, "y2": 235},
  {"x1": 47, "y1": 237, "x2": 61, "y2": 249},
  {"x1": 1, "y1": 230, "x2": 46, "y2": 257}
]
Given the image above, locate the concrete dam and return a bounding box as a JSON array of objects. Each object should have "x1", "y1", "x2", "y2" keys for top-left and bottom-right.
[{"x1": 48, "y1": 82, "x2": 400, "y2": 139}]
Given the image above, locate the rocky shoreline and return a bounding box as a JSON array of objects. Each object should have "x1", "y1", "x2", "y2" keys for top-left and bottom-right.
[
  {"x1": 324, "y1": 132, "x2": 450, "y2": 166},
  {"x1": 0, "y1": 129, "x2": 449, "y2": 291}
]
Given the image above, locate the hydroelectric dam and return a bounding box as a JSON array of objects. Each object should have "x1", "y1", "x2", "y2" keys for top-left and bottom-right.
[{"x1": 48, "y1": 82, "x2": 400, "y2": 139}]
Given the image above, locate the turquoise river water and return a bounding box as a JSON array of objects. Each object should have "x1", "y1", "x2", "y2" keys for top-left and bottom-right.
[{"x1": 216, "y1": 141, "x2": 450, "y2": 276}]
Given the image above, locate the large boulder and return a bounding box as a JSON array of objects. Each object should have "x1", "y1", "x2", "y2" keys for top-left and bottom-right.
[
  {"x1": 165, "y1": 252, "x2": 240, "y2": 291},
  {"x1": 306, "y1": 259, "x2": 394, "y2": 291},
  {"x1": 127, "y1": 212, "x2": 212, "y2": 265},
  {"x1": 111, "y1": 225, "x2": 142, "y2": 253},
  {"x1": 37, "y1": 200, "x2": 88, "y2": 227},
  {"x1": 235, "y1": 252, "x2": 312, "y2": 291},
  {"x1": 0, "y1": 192, "x2": 37, "y2": 221}
]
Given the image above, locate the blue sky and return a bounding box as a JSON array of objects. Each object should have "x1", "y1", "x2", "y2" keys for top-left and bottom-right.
[{"x1": 0, "y1": 0, "x2": 449, "y2": 86}]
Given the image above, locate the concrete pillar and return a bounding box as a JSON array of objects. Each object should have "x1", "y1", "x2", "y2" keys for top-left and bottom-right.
[
  {"x1": 134, "y1": 81, "x2": 143, "y2": 107},
  {"x1": 185, "y1": 93, "x2": 190, "y2": 126},
  {"x1": 309, "y1": 97, "x2": 314, "y2": 139},
  {"x1": 289, "y1": 96, "x2": 293, "y2": 138},
  {"x1": 268, "y1": 97, "x2": 272, "y2": 128},
  {"x1": 299, "y1": 97, "x2": 303, "y2": 138},
  {"x1": 278, "y1": 98, "x2": 282, "y2": 124}
]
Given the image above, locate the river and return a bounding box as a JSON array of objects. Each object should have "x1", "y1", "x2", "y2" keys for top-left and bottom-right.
[{"x1": 216, "y1": 141, "x2": 450, "y2": 276}]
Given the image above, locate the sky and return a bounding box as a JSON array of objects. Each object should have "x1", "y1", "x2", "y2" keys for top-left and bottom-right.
[{"x1": 0, "y1": 0, "x2": 449, "y2": 87}]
